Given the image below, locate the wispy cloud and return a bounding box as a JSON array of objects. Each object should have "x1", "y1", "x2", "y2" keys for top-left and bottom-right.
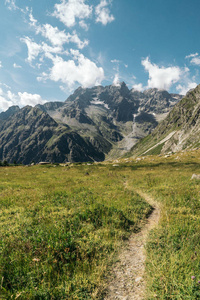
[
  {"x1": 111, "y1": 59, "x2": 120, "y2": 64},
  {"x1": 185, "y1": 52, "x2": 200, "y2": 66},
  {"x1": 5, "y1": 0, "x2": 26, "y2": 13},
  {"x1": 13, "y1": 63, "x2": 22, "y2": 69},
  {"x1": 176, "y1": 82, "x2": 197, "y2": 95},
  {"x1": 20, "y1": 35, "x2": 69, "y2": 65},
  {"x1": 111, "y1": 58, "x2": 120, "y2": 86},
  {"x1": 20, "y1": 37, "x2": 43, "y2": 63},
  {"x1": 29, "y1": 12, "x2": 89, "y2": 49},
  {"x1": 190, "y1": 57, "x2": 200, "y2": 66},
  {"x1": 112, "y1": 73, "x2": 120, "y2": 86},
  {"x1": 185, "y1": 53, "x2": 199, "y2": 59},
  {"x1": 5, "y1": 0, "x2": 17, "y2": 10},
  {"x1": 79, "y1": 20, "x2": 89, "y2": 30}
]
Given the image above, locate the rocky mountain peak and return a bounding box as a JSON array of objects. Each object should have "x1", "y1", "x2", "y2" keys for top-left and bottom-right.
[
  {"x1": 143, "y1": 88, "x2": 171, "y2": 98},
  {"x1": 0, "y1": 81, "x2": 186, "y2": 164},
  {"x1": 130, "y1": 82, "x2": 200, "y2": 156},
  {"x1": 118, "y1": 81, "x2": 130, "y2": 96},
  {"x1": 0, "y1": 105, "x2": 20, "y2": 120}
]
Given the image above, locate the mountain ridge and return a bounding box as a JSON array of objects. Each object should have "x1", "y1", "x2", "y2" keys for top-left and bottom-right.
[
  {"x1": 128, "y1": 84, "x2": 200, "y2": 156},
  {"x1": 0, "y1": 82, "x2": 183, "y2": 164}
]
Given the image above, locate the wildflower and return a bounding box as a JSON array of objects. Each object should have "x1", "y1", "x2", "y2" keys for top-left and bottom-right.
[{"x1": 191, "y1": 276, "x2": 196, "y2": 280}]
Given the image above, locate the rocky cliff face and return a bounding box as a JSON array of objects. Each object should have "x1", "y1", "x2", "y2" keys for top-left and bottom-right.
[
  {"x1": 0, "y1": 106, "x2": 107, "y2": 164},
  {"x1": 129, "y1": 84, "x2": 200, "y2": 156},
  {"x1": 0, "y1": 82, "x2": 183, "y2": 163},
  {"x1": 0, "y1": 105, "x2": 20, "y2": 120}
]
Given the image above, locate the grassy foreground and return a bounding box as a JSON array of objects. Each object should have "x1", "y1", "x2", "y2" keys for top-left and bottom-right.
[
  {"x1": 0, "y1": 162, "x2": 151, "y2": 299},
  {"x1": 127, "y1": 151, "x2": 200, "y2": 299},
  {"x1": 0, "y1": 150, "x2": 200, "y2": 299}
]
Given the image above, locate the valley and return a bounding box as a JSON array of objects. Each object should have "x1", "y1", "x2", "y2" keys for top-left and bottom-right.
[
  {"x1": 1, "y1": 1, "x2": 200, "y2": 299},
  {"x1": 0, "y1": 150, "x2": 199, "y2": 299},
  {"x1": 0, "y1": 83, "x2": 199, "y2": 299},
  {"x1": 0, "y1": 82, "x2": 182, "y2": 165}
]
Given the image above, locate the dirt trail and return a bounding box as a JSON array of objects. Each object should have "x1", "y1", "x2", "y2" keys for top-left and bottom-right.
[{"x1": 104, "y1": 189, "x2": 160, "y2": 300}]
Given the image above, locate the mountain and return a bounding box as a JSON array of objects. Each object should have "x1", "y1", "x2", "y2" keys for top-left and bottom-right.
[
  {"x1": 0, "y1": 82, "x2": 183, "y2": 164},
  {"x1": 37, "y1": 83, "x2": 182, "y2": 157},
  {"x1": 137, "y1": 88, "x2": 181, "y2": 114},
  {"x1": 0, "y1": 106, "x2": 107, "y2": 164},
  {"x1": 0, "y1": 105, "x2": 20, "y2": 121},
  {"x1": 128, "y1": 84, "x2": 200, "y2": 156}
]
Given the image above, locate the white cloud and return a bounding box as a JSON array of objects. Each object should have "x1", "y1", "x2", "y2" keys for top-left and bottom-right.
[
  {"x1": 39, "y1": 50, "x2": 104, "y2": 89},
  {"x1": 176, "y1": 82, "x2": 197, "y2": 95},
  {"x1": 37, "y1": 72, "x2": 49, "y2": 82},
  {"x1": 185, "y1": 53, "x2": 198, "y2": 59},
  {"x1": 29, "y1": 12, "x2": 89, "y2": 49},
  {"x1": 5, "y1": 0, "x2": 17, "y2": 10},
  {"x1": 142, "y1": 57, "x2": 186, "y2": 90},
  {"x1": 185, "y1": 52, "x2": 200, "y2": 66},
  {"x1": 0, "y1": 61, "x2": 2, "y2": 68},
  {"x1": 132, "y1": 83, "x2": 144, "y2": 92},
  {"x1": 21, "y1": 36, "x2": 65, "y2": 64},
  {"x1": 0, "y1": 96, "x2": 12, "y2": 111},
  {"x1": 41, "y1": 43, "x2": 64, "y2": 58},
  {"x1": 7, "y1": 90, "x2": 46, "y2": 107},
  {"x1": 29, "y1": 10, "x2": 37, "y2": 27},
  {"x1": 68, "y1": 30, "x2": 89, "y2": 49},
  {"x1": 18, "y1": 92, "x2": 47, "y2": 106},
  {"x1": 111, "y1": 59, "x2": 120, "y2": 63},
  {"x1": 13, "y1": 63, "x2": 22, "y2": 69},
  {"x1": 21, "y1": 37, "x2": 42, "y2": 63},
  {"x1": 112, "y1": 73, "x2": 120, "y2": 86},
  {"x1": 5, "y1": 0, "x2": 26, "y2": 12},
  {"x1": 79, "y1": 20, "x2": 89, "y2": 30},
  {"x1": 4, "y1": 90, "x2": 19, "y2": 105},
  {"x1": 39, "y1": 24, "x2": 69, "y2": 47},
  {"x1": 190, "y1": 57, "x2": 200, "y2": 66},
  {"x1": 95, "y1": 0, "x2": 114, "y2": 25},
  {"x1": 53, "y1": 0, "x2": 92, "y2": 28},
  {"x1": 0, "y1": 83, "x2": 47, "y2": 112}
]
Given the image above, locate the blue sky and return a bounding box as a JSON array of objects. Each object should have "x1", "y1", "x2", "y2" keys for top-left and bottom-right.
[{"x1": 0, "y1": 0, "x2": 200, "y2": 111}]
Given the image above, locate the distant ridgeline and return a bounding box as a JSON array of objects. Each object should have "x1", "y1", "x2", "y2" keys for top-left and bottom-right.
[
  {"x1": 129, "y1": 84, "x2": 200, "y2": 157},
  {"x1": 0, "y1": 82, "x2": 183, "y2": 164}
]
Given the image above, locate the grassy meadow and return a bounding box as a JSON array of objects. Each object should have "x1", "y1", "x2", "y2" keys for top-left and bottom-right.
[
  {"x1": 0, "y1": 150, "x2": 200, "y2": 299},
  {"x1": 126, "y1": 151, "x2": 200, "y2": 299},
  {"x1": 0, "y1": 162, "x2": 152, "y2": 299}
]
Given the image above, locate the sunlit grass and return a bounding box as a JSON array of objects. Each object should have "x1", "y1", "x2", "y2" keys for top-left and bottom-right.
[
  {"x1": 125, "y1": 150, "x2": 200, "y2": 299},
  {"x1": 0, "y1": 163, "x2": 151, "y2": 299},
  {"x1": 0, "y1": 150, "x2": 200, "y2": 299}
]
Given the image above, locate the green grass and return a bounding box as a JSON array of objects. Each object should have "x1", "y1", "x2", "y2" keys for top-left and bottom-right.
[
  {"x1": 0, "y1": 164, "x2": 151, "y2": 299},
  {"x1": 126, "y1": 151, "x2": 200, "y2": 299},
  {"x1": 0, "y1": 151, "x2": 200, "y2": 299},
  {"x1": 144, "y1": 142, "x2": 165, "y2": 156}
]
